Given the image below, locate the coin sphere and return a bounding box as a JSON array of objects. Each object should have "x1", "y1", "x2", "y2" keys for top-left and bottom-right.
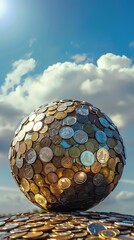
[{"x1": 9, "y1": 100, "x2": 126, "y2": 211}]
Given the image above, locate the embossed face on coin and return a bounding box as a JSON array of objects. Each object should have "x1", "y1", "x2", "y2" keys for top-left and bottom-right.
[{"x1": 9, "y1": 100, "x2": 126, "y2": 211}]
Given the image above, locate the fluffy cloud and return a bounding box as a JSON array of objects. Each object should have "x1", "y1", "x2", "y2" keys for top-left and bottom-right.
[{"x1": 71, "y1": 53, "x2": 88, "y2": 63}]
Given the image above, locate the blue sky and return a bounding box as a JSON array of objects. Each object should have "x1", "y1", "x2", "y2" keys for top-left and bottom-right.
[{"x1": 0, "y1": 0, "x2": 134, "y2": 214}]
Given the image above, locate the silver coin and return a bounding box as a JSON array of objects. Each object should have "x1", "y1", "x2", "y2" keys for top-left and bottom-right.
[
  {"x1": 16, "y1": 158, "x2": 24, "y2": 168},
  {"x1": 23, "y1": 164, "x2": 34, "y2": 179},
  {"x1": 26, "y1": 149, "x2": 37, "y2": 164},
  {"x1": 17, "y1": 130, "x2": 25, "y2": 141},
  {"x1": 61, "y1": 116, "x2": 77, "y2": 126},
  {"x1": 24, "y1": 121, "x2": 34, "y2": 132},
  {"x1": 39, "y1": 147, "x2": 53, "y2": 162},
  {"x1": 76, "y1": 108, "x2": 89, "y2": 116},
  {"x1": 33, "y1": 121, "x2": 43, "y2": 131},
  {"x1": 80, "y1": 151, "x2": 95, "y2": 166},
  {"x1": 3, "y1": 223, "x2": 19, "y2": 230},
  {"x1": 34, "y1": 113, "x2": 45, "y2": 122},
  {"x1": 59, "y1": 127, "x2": 74, "y2": 139},
  {"x1": 12, "y1": 136, "x2": 18, "y2": 146},
  {"x1": 29, "y1": 112, "x2": 36, "y2": 121},
  {"x1": 57, "y1": 104, "x2": 67, "y2": 111}
]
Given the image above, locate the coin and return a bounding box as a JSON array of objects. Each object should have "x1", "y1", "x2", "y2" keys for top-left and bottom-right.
[
  {"x1": 61, "y1": 116, "x2": 77, "y2": 126},
  {"x1": 34, "y1": 174, "x2": 45, "y2": 187},
  {"x1": 59, "y1": 127, "x2": 74, "y2": 139},
  {"x1": 22, "y1": 231, "x2": 44, "y2": 239},
  {"x1": 91, "y1": 161, "x2": 101, "y2": 173},
  {"x1": 47, "y1": 172, "x2": 58, "y2": 184},
  {"x1": 61, "y1": 156, "x2": 73, "y2": 168},
  {"x1": 10, "y1": 232, "x2": 27, "y2": 239},
  {"x1": 58, "y1": 177, "x2": 71, "y2": 189},
  {"x1": 26, "y1": 149, "x2": 37, "y2": 164},
  {"x1": 25, "y1": 139, "x2": 32, "y2": 149},
  {"x1": 76, "y1": 107, "x2": 89, "y2": 116},
  {"x1": 16, "y1": 157, "x2": 23, "y2": 169},
  {"x1": 24, "y1": 121, "x2": 34, "y2": 132},
  {"x1": 87, "y1": 223, "x2": 106, "y2": 235},
  {"x1": 93, "y1": 173, "x2": 105, "y2": 186},
  {"x1": 35, "y1": 113, "x2": 45, "y2": 122},
  {"x1": 54, "y1": 111, "x2": 67, "y2": 119},
  {"x1": 21, "y1": 178, "x2": 30, "y2": 192},
  {"x1": 95, "y1": 130, "x2": 107, "y2": 144},
  {"x1": 99, "y1": 229, "x2": 117, "y2": 238},
  {"x1": 30, "y1": 183, "x2": 39, "y2": 194},
  {"x1": 39, "y1": 147, "x2": 53, "y2": 162},
  {"x1": 107, "y1": 138, "x2": 117, "y2": 148},
  {"x1": 19, "y1": 142, "x2": 26, "y2": 154},
  {"x1": 23, "y1": 164, "x2": 34, "y2": 179},
  {"x1": 80, "y1": 151, "x2": 95, "y2": 166},
  {"x1": 31, "y1": 132, "x2": 39, "y2": 141},
  {"x1": 33, "y1": 121, "x2": 43, "y2": 131},
  {"x1": 73, "y1": 130, "x2": 88, "y2": 144},
  {"x1": 63, "y1": 169, "x2": 75, "y2": 180},
  {"x1": 33, "y1": 159, "x2": 43, "y2": 173},
  {"x1": 44, "y1": 163, "x2": 56, "y2": 174},
  {"x1": 34, "y1": 194, "x2": 47, "y2": 209},
  {"x1": 44, "y1": 116, "x2": 54, "y2": 124},
  {"x1": 74, "y1": 171, "x2": 87, "y2": 184},
  {"x1": 17, "y1": 130, "x2": 25, "y2": 141},
  {"x1": 99, "y1": 117, "x2": 110, "y2": 127},
  {"x1": 69, "y1": 146, "x2": 81, "y2": 158},
  {"x1": 97, "y1": 148, "x2": 109, "y2": 164}
]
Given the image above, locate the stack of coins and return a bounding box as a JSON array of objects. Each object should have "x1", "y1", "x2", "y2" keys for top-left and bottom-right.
[
  {"x1": 0, "y1": 211, "x2": 134, "y2": 239},
  {"x1": 9, "y1": 100, "x2": 126, "y2": 211}
]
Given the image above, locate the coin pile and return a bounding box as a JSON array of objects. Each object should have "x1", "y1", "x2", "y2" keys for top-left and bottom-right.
[
  {"x1": 9, "y1": 100, "x2": 126, "y2": 211},
  {"x1": 0, "y1": 211, "x2": 134, "y2": 239}
]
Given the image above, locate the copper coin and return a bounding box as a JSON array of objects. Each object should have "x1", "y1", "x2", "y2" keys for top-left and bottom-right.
[
  {"x1": 21, "y1": 178, "x2": 30, "y2": 192},
  {"x1": 23, "y1": 164, "x2": 34, "y2": 179},
  {"x1": 47, "y1": 194, "x2": 57, "y2": 203},
  {"x1": 61, "y1": 156, "x2": 73, "y2": 168},
  {"x1": 107, "y1": 170, "x2": 115, "y2": 184},
  {"x1": 39, "y1": 147, "x2": 53, "y2": 162},
  {"x1": 40, "y1": 187, "x2": 51, "y2": 198},
  {"x1": 62, "y1": 169, "x2": 74, "y2": 180},
  {"x1": 54, "y1": 145, "x2": 65, "y2": 157},
  {"x1": 47, "y1": 172, "x2": 58, "y2": 184},
  {"x1": 44, "y1": 163, "x2": 56, "y2": 174},
  {"x1": 51, "y1": 121, "x2": 61, "y2": 130},
  {"x1": 33, "y1": 159, "x2": 43, "y2": 173},
  {"x1": 52, "y1": 135, "x2": 62, "y2": 145},
  {"x1": 50, "y1": 184, "x2": 63, "y2": 196},
  {"x1": 100, "y1": 167, "x2": 109, "y2": 178},
  {"x1": 25, "y1": 139, "x2": 32, "y2": 149},
  {"x1": 44, "y1": 116, "x2": 54, "y2": 124},
  {"x1": 40, "y1": 136, "x2": 51, "y2": 147},
  {"x1": 91, "y1": 161, "x2": 101, "y2": 173},
  {"x1": 74, "y1": 171, "x2": 87, "y2": 184},
  {"x1": 52, "y1": 156, "x2": 62, "y2": 168},
  {"x1": 58, "y1": 177, "x2": 71, "y2": 189},
  {"x1": 22, "y1": 230, "x2": 44, "y2": 239},
  {"x1": 56, "y1": 168, "x2": 64, "y2": 178},
  {"x1": 108, "y1": 158, "x2": 116, "y2": 169},
  {"x1": 33, "y1": 174, "x2": 45, "y2": 187}
]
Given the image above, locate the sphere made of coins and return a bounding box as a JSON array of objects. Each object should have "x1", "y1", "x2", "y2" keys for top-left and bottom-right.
[{"x1": 9, "y1": 100, "x2": 126, "y2": 211}]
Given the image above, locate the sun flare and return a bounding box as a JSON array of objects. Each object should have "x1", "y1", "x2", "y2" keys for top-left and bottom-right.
[{"x1": 0, "y1": 0, "x2": 7, "y2": 17}]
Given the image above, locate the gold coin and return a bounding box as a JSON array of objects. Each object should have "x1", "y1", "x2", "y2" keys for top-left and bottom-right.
[
  {"x1": 47, "y1": 172, "x2": 58, "y2": 184},
  {"x1": 100, "y1": 167, "x2": 109, "y2": 178},
  {"x1": 91, "y1": 161, "x2": 101, "y2": 173},
  {"x1": 10, "y1": 232, "x2": 26, "y2": 239},
  {"x1": 54, "y1": 111, "x2": 67, "y2": 120},
  {"x1": 50, "y1": 183, "x2": 63, "y2": 196},
  {"x1": 85, "y1": 237, "x2": 102, "y2": 240},
  {"x1": 10, "y1": 157, "x2": 16, "y2": 166},
  {"x1": 81, "y1": 166, "x2": 91, "y2": 172},
  {"x1": 31, "y1": 224, "x2": 54, "y2": 232},
  {"x1": 19, "y1": 142, "x2": 26, "y2": 154},
  {"x1": 58, "y1": 177, "x2": 71, "y2": 190},
  {"x1": 99, "y1": 229, "x2": 117, "y2": 238},
  {"x1": 40, "y1": 187, "x2": 51, "y2": 198},
  {"x1": 25, "y1": 139, "x2": 32, "y2": 149},
  {"x1": 108, "y1": 158, "x2": 116, "y2": 169},
  {"x1": 44, "y1": 163, "x2": 56, "y2": 174},
  {"x1": 30, "y1": 183, "x2": 39, "y2": 194},
  {"x1": 40, "y1": 125, "x2": 48, "y2": 133},
  {"x1": 107, "y1": 170, "x2": 115, "y2": 184},
  {"x1": 47, "y1": 194, "x2": 57, "y2": 203},
  {"x1": 33, "y1": 174, "x2": 45, "y2": 187},
  {"x1": 31, "y1": 132, "x2": 39, "y2": 141},
  {"x1": 71, "y1": 165, "x2": 79, "y2": 172},
  {"x1": 21, "y1": 178, "x2": 30, "y2": 192},
  {"x1": 22, "y1": 231, "x2": 43, "y2": 239},
  {"x1": 34, "y1": 194, "x2": 47, "y2": 209},
  {"x1": 74, "y1": 171, "x2": 87, "y2": 184},
  {"x1": 48, "y1": 109, "x2": 57, "y2": 115},
  {"x1": 61, "y1": 156, "x2": 73, "y2": 168},
  {"x1": 48, "y1": 105, "x2": 57, "y2": 111},
  {"x1": 97, "y1": 148, "x2": 109, "y2": 164},
  {"x1": 66, "y1": 105, "x2": 75, "y2": 113}
]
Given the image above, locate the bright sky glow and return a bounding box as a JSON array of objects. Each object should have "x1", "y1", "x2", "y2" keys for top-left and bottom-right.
[{"x1": 0, "y1": 0, "x2": 7, "y2": 17}]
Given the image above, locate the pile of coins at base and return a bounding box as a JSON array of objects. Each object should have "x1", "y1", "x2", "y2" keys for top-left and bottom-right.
[
  {"x1": 9, "y1": 99, "x2": 126, "y2": 211},
  {"x1": 1, "y1": 211, "x2": 134, "y2": 239}
]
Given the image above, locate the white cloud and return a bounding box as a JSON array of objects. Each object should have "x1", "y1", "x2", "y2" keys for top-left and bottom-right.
[
  {"x1": 120, "y1": 179, "x2": 134, "y2": 185},
  {"x1": 1, "y1": 58, "x2": 36, "y2": 95},
  {"x1": 129, "y1": 41, "x2": 134, "y2": 48},
  {"x1": 29, "y1": 37, "x2": 37, "y2": 48},
  {"x1": 110, "y1": 114, "x2": 125, "y2": 128},
  {"x1": 71, "y1": 53, "x2": 88, "y2": 63},
  {"x1": 0, "y1": 52, "x2": 134, "y2": 157},
  {"x1": 116, "y1": 191, "x2": 134, "y2": 201}
]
